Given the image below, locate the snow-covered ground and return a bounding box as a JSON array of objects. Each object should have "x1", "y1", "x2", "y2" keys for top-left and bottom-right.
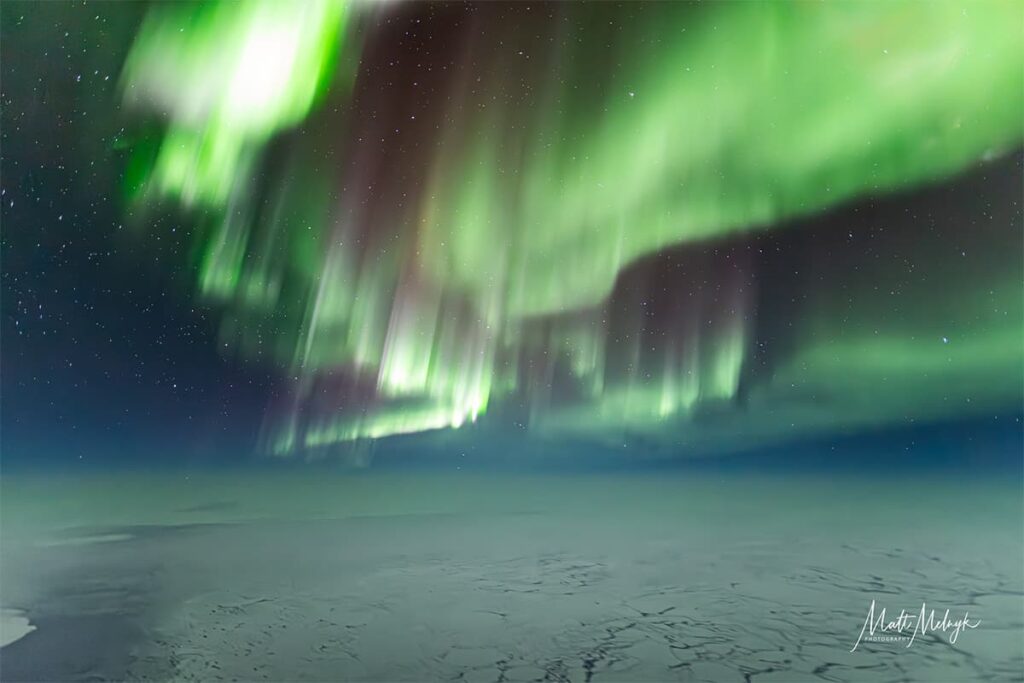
[{"x1": 1, "y1": 472, "x2": 1021, "y2": 681}]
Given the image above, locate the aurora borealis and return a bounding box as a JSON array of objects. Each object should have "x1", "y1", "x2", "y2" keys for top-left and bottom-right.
[
  {"x1": 5, "y1": 0, "x2": 1020, "y2": 461},
  {"x1": 110, "y1": 0, "x2": 1024, "y2": 457}
]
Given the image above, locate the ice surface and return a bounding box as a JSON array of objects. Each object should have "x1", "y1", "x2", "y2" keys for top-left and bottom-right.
[
  {"x1": 1, "y1": 472, "x2": 1021, "y2": 681},
  {"x1": 0, "y1": 609, "x2": 35, "y2": 648}
]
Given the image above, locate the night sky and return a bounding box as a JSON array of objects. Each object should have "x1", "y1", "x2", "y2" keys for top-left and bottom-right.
[
  {"x1": 2, "y1": 1, "x2": 1021, "y2": 468},
  {"x1": 2, "y1": 2, "x2": 278, "y2": 465}
]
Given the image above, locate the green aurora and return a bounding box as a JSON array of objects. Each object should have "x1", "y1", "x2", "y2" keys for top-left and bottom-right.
[{"x1": 119, "y1": 0, "x2": 1024, "y2": 456}]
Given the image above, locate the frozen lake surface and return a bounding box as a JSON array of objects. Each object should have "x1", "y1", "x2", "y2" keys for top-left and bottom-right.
[{"x1": 1, "y1": 472, "x2": 1021, "y2": 681}]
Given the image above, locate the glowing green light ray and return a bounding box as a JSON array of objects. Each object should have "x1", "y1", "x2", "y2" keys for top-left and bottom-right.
[
  {"x1": 119, "y1": 0, "x2": 1023, "y2": 453},
  {"x1": 121, "y1": 0, "x2": 349, "y2": 207},
  {"x1": 426, "y1": 0, "x2": 1024, "y2": 316}
]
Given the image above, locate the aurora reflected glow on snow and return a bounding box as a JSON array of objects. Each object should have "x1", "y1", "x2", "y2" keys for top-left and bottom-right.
[{"x1": 118, "y1": 0, "x2": 1023, "y2": 456}]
